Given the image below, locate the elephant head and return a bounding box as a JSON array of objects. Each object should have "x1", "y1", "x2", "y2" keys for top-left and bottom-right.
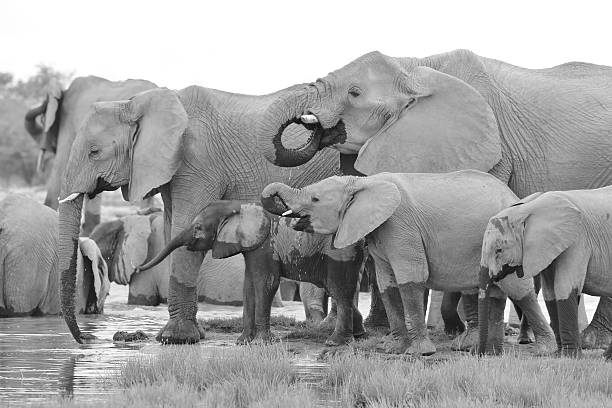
[
  {"x1": 76, "y1": 237, "x2": 110, "y2": 314},
  {"x1": 24, "y1": 80, "x2": 63, "y2": 173},
  {"x1": 261, "y1": 175, "x2": 400, "y2": 248},
  {"x1": 137, "y1": 201, "x2": 270, "y2": 271},
  {"x1": 257, "y1": 50, "x2": 501, "y2": 175},
  {"x1": 57, "y1": 88, "x2": 188, "y2": 343}
]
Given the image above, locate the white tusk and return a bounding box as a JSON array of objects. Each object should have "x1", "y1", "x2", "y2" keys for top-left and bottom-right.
[
  {"x1": 300, "y1": 114, "x2": 319, "y2": 124},
  {"x1": 36, "y1": 150, "x2": 46, "y2": 174},
  {"x1": 282, "y1": 209, "x2": 293, "y2": 217},
  {"x1": 58, "y1": 193, "x2": 81, "y2": 204}
]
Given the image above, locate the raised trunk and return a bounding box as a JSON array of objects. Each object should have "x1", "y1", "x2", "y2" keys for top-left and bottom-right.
[
  {"x1": 257, "y1": 85, "x2": 324, "y2": 167},
  {"x1": 260, "y1": 182, "x2": 303, "y2": 215},
  {"x1": 477, "y1": 266, "x2": 490, "y2": 355},
  {"x1": 137, "y1": 226, "x2": 193, "y2": 272},
  {"x1": 24, "y1": 102, "x2": 47, "y2": 142},
  {"x1": 58, "y1": 195, "x2": 86, "y2": 343}
]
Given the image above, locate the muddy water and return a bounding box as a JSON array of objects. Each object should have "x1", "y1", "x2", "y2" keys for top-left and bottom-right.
[{"x1": 0, "y1": 282, "x2": 599, "y2": 406}]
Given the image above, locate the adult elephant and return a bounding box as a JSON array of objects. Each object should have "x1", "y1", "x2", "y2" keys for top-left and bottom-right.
[
  {"x1": 24, "y1": 76, "x2": 156, "y2": 235},
  {"x1": 0, "y1": 194, "x2": 109, "y2": 316},
  {"x1": 56, "y1": 86, "x2": 338, "y2": 344},
  {"x1": 257, "y1": 49, "x2": 612, "y2": 349}
]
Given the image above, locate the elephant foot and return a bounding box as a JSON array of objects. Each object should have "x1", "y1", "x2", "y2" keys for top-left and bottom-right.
[
  {"x1": 236, "y1": 330, "x2": 255, "y2": 345},
  {"x1": 156, "y1": 318, "x2": 201, "y2": 344},
  {"x1": 325, "y1": 331, "x2": 353, "y2": 347},
  {"x1": 405, "y1": 336, "x2": 436, "y2": 356},
  {"x1": 451, "y1": 325, "x2": 478, "y2": 351},
  {"x1": 517, "y1": 327, "x2": 535, "y2": 344},
  {"x1": 252, "y1": 330, "x2": 280, "y2": 345},
  {"x1": 377, "y1": 334, "x2": 410, "y2": 354},
  {"x1": 364, "y1": 313, "x2": 389, "y2": 331},
  {"x1": 603, "y1": 345, "x2": 612, "y2": 360},
  {"x1": 319, "y1": 313, "x2": 337, "y2": 330},
  {"x1": 581, "y1": 324, "x2": 612, "y2": 350},
  {"x1": 444, "y1": 318, "x2": 465, "y2": 337}
]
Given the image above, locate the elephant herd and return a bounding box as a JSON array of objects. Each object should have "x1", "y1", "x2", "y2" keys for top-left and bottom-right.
[{"x1": 4, "y1": 48, "x2": 612, "y2": 358}]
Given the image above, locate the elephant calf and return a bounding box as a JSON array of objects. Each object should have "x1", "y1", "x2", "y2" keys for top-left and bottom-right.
[
  {"x1": 138, "y1": 200, "x2": 366, "y2": 346},
  {"x1": 262, "y1": 170, "x2": 556, "y2": 356},
  {"x1": 482, "y1": 187, "x2": 612, "y2": 357},
  {"x1": 0, "y1": 194, "x2": 109, "y2": 316}
]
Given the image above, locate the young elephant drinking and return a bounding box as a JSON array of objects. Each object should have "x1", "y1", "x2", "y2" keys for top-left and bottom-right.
[
  {"x1": 137, "y1": 200, "x2": 366, "y2": 346},
  {"x1": 262, "y1": 170, "x2": 556, "y2": 356},
  {"x1": 482, "y1": 187, "x2": 612, "y2": 357}
]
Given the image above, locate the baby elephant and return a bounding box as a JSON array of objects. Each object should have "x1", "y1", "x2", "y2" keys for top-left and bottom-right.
[
  {"x1": 0, "y1": 194, "x2": 109, "y2": 316},
  {"x1": 138, "y1": 200, "x2": 366, "y2": 346},
  {"x1": 262, "y1": 170, "x2": 556, "y2": 356},
  {"x1": 482, "y1": 187, "x2": 612, "y2": 357}
]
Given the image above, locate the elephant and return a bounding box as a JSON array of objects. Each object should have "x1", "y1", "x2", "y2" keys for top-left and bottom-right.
[
  {"x1": 55, "y1": 85, "x2": 339, "y2": 344},
  {"x1": 481, "y1": 187, "x2": 612, "y2": 357},
  {"x1": 0, "y1": 194, "x2": 109, "y2": 316},
  {"x1": 136, "y1": 201, "x2": 366, "y2": 345},
  {"x1": 261, "y1": 170, "x2": 556, "y2": 355},
  {"x1": 24, "y1": 76, "x2": 157, "y2": 235},
  {"x1": 89, "y1": 210, "x2": 279, "y2": 307},
  {"x1": 256, "y1": 48, "x2": 612, "y2": 349}
]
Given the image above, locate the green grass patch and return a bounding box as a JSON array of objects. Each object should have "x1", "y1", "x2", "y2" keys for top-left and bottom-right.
[{"x1": 200, "y1": 315, "x2": 305, "y2": 333}]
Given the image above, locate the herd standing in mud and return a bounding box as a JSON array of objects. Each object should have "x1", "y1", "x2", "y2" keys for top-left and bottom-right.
[{"x1": 3, "y1": 49, "x2": 612, "y2": 359}]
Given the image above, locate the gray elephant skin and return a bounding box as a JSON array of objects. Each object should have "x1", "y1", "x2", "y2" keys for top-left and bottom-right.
[
  {"x1": 55, "y1": 84, "x2": 339, "y2": 344},
  {"x1": 0, "y1": 194, "x2": 109, "y2": 316},
  {"x1": 24, "y1": 76, "x2": 157, "y2": 235},
  {"x1": 482, "y1": 187, "x2": 612, "y2": 357},
  {"x1": 261, "y1": 170, "x2": 556, "y2": 355},
  {"x1": 257, "y1": 49, "x2": 612, "y2": 349},
  {"x1": 138, "y1": 201, "x2": 366, "y2": 346}
]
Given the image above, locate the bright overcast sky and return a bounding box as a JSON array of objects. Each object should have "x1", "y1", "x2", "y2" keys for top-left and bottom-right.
[{"x1": 2, "y1": 0, "x2": 611, "y2": 95}]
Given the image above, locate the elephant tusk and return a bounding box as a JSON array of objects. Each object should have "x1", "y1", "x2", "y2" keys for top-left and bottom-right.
[
  {"x1": 282, "y1": 209, "x2": 293, "y2": 217},
  {"x1": 36, "y1": 149, "x2": 46, "y2": 174},
  {"x1": 300, "y1": 114, "x2": 319, "y2": 124},
  {"x1": 58, "y1": 193, "x2": 81, "y2": 204}
]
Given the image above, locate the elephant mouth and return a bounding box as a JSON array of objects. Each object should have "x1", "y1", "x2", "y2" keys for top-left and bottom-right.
[
  {"x1": 290, "y1": 215, "x2": 314, "y2": 233},
  {"x1": 274, "y1": 114, "x2": 348, "y2": 151},
  {"x1": 491, "y1": 264, "x2": 524, "y2": 281},
  {"x1": 88, "y1": 177, "x2": 120, "y2": 199}
]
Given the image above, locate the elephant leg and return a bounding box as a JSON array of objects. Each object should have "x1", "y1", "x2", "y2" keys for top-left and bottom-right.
[
  {"x1": 237, "y1": 260, "x2": 256, "y2": 345},
  {"x1": 556, "y1": 291, "x2": 582, "y2": 357},
  {"x1": 541, "y1": 267, "x2": 562, "y2": 351},
  {"x1": 582, "y1": 296, "x2": 612, "y2": 350},
  {"x1": 399, "y1": 282, "x2": 436, "y2": 356},
  {"x1": 363, "y1": 256, "x2": 390, "y2": 330},
  {"x1": 451, "y1": 291, "x2": 479, "y2": 351},
  {"x1": 320, "y1": 297, "x2": 337, "y2": 328},
  {"x1": 300, "y1": 282, "x2": 327, "y2": 324},
  {"x1": 545, "y1": 300, "x2": 561, "y2": 350},
  {"x1": 441, "y1": 291, "x2": 465, "y2": 335},
  {"x1": 156, "y1": 247, "x2": 205, "y2": 344},
  {"x1": 250, "y1": 248, "x2": 281, "y2": 343},
  {"x1": 514, "y1": 275, "x2": 540, "y2": 344},
  {"x1": 279, "y1": 279, "x2": 299, "y2": 301},
  {"x1": 603, "y1": 338, "x2": 612, "y2": 360}
]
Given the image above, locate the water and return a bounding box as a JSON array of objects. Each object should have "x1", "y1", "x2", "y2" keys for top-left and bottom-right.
[{"x1": 0, "y1": 283, "x2": 599, "y2": 406}]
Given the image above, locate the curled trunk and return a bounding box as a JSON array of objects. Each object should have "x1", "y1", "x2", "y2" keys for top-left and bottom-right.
[
  {"x1": 137, "y1": 227, "x2": 193, "y2": 272},
  {"x1": 59, "y1": 195, "x2": 86, "y2": 343},
  {"x1": 24, "y1": 101, "x2": 47, "y2": 143},
  {"x1": 260, "y1": 182, "x2": 303, "y2": 216},
  {"x1": 477, "y1": 266, "x2": 490, "y2": 355}
]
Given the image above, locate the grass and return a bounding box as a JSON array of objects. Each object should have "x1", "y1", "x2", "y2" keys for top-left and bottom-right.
[{"x1": 199, "y1": 315, "x2": 305, "y2": 333}]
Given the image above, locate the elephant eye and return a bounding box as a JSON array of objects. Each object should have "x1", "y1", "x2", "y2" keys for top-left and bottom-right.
[
  {"x1": 495, "y1": 248, "x2": 503, "y2": 254},
  {"x1": 348, "y1": 87, "x2": 361, "y2": 98},
  {"x1": 312, "y1": 196, "x2": 319, "y2": 203},
  {"x1": 89, "y1": 145, "x2": 100, "y2": 158}
]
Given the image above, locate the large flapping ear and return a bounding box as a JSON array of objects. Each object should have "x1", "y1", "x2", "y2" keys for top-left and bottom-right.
[
  {"x1": 78, "y1": 237, "x2": 110, "y2": 304},
  {"x1": 114, "y1": 215, "x2": 152, "y2": 284},
  {"x1": 521, "y1": 194, "x2": 583, "y2": 278},
  {"x1": 355, "y1": 66, "x2": 501, "y2": 175},
  {"x1": 123, "y1": 88, "x2": 188, "y2": 202},
  {"x1": 334, "y1": 178, "x2": 401, "y2": 248},
  {"x1": 43, "y1": 79, "x2": 63, "y2": 134},
  {"x1": 212, "y1": 204, "x2": 271, "y2": 259}
]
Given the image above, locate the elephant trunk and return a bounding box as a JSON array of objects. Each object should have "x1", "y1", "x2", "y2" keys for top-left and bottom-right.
[
  {"x1": 257, "y1": 85, "x2": 325, "y2": 167},
  {"x1": 477, "y1": 266, "x2": 491, "y2": 355},
  {"x1": 24, "y1": 101, "x2": 47, "y2": 142},
  {"x1": 59, "y1": 194, "x2": 86, "y2": 343},
  {"x1": 260, "y1": 182, "x2": 304, "y2": 216},
  {"x1": 137, "y1": 226, "x2": 193, "y2": 272}
]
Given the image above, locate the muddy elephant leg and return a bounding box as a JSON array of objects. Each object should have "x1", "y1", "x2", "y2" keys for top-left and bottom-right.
[
  {"x1": 513, "y1": 275, "x2": 541, "y2": 344},
  {"x1": 237, "y1": 256, "x2": 256, "y2": 345},
  {"x1": 451, "y1": 291, "x2": 479, "y2": 351},
  {"x1": 363, "y1": 256, "x2": 390, "y2": 330},
  {"x1": 582, "y1": 297, "x2": 612, "y2": 350},
  {"x1": 80, "y1": 195, "x2": 102, "y2": 237},
  {"x1": 440, "y1": 291, "x2": 465, "y2": 335},
  {"x1": 249, "y1": 247, "x2": 281, "y2": 343},
  {"x1": 557, "y1": 291, "x2": 582, "y2": 357},
  {"x1": 300, "y1": 283, "x2": 327, "y2": 324},
  {"x1": 399, "y1": 282, "x2": 436, "y2": 356}
]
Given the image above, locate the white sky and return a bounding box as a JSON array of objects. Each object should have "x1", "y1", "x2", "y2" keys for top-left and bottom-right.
[{"x1": 2, "y1": 0, "x2": 611, "y2": 95}]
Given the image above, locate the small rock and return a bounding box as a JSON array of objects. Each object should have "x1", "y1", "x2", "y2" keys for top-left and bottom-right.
[{"x1": 113, "y1": 330, "x2": 149, "y2": 342}]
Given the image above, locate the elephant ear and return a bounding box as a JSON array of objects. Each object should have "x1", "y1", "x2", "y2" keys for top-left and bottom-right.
[
  {"x1": 521, "y1": 194, "x2": 583, "y2": 278},
  {"x1": 123, "y1": 88, "x2": 188, "y2": 202},
  {"x1": 334, "y1": 178, "x2": 401, "y2": 248},
  {"x1": 114, "y1": 215, "x2": 152, "y2": 284},
  {"x1": 354, "y1": 66, "x2": 501, "y2": 175},
  {"x1": 78, "y1": 237, "x2": 110, "y2": 305},
  {"x1": 43, "y1": 80, "x2": 63, "y2": 134},
  {"x1": 212, "y1": 204, "x2": 271, "y2": 259}
]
